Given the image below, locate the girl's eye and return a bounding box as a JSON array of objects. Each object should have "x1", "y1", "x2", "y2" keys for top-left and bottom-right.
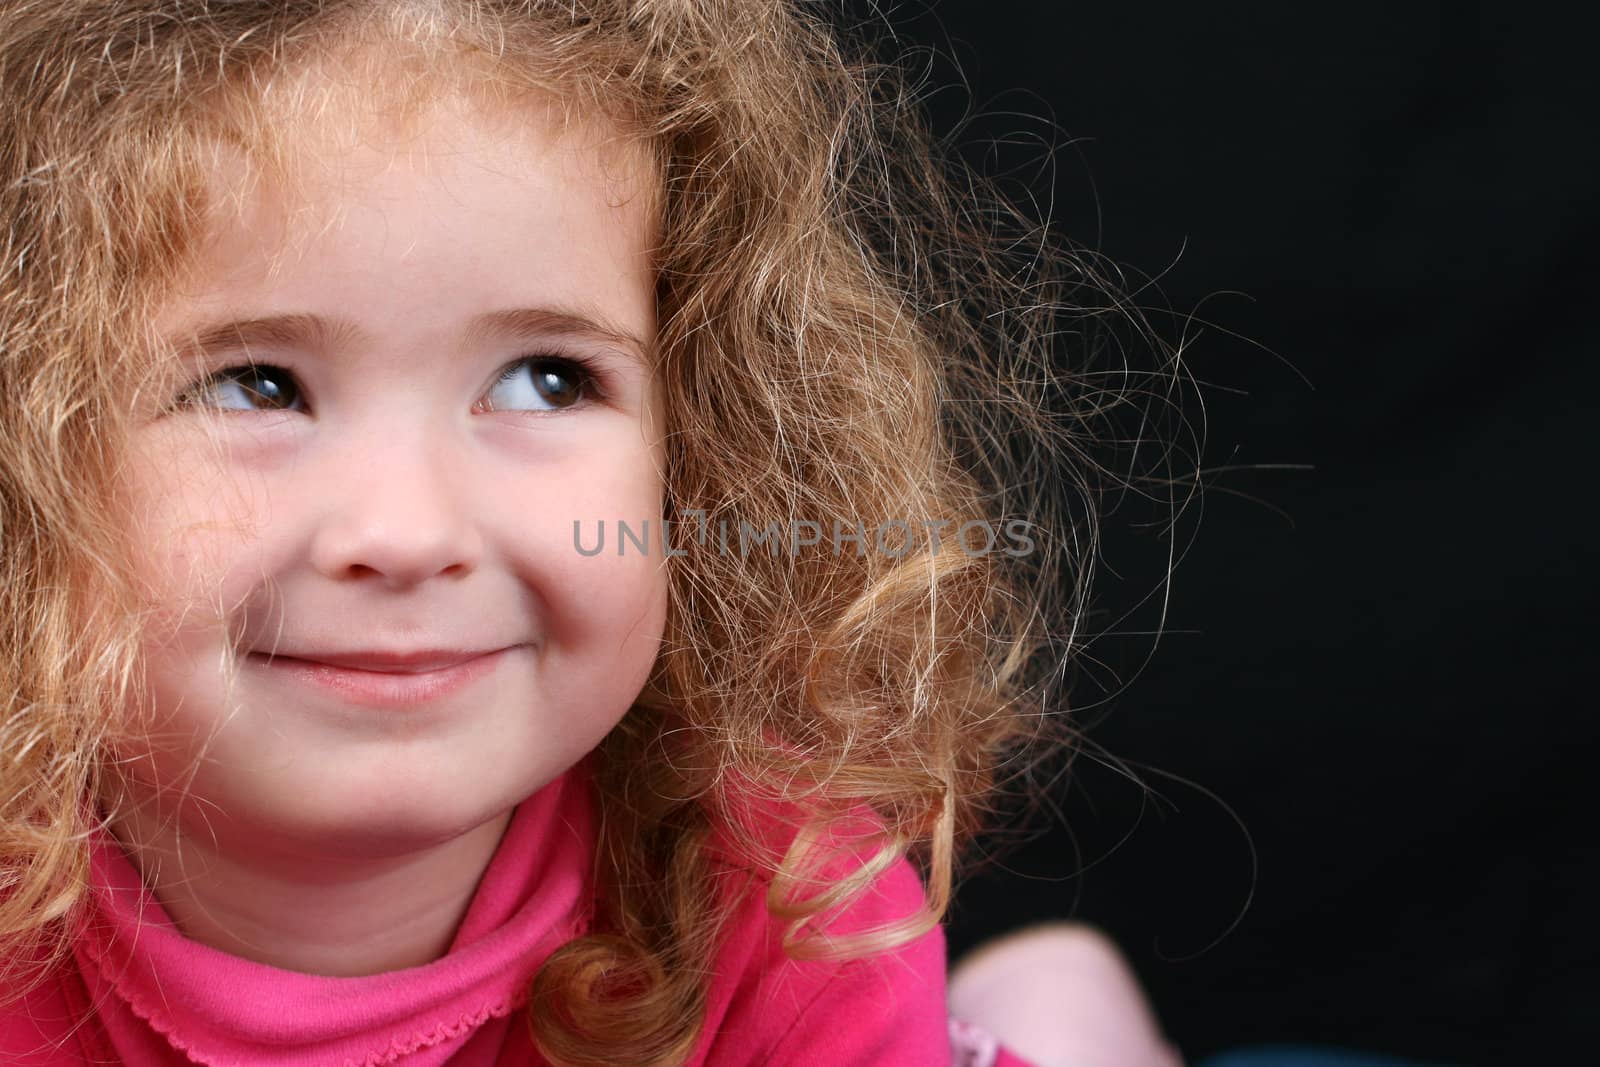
[
  {"x1": 178, "y1": 363, "x2": 304, "y2": 412},
  {"x1": 477, "y1": 356, "x2": 599, "y2": 414},
  {"x1": 171, "y1": 355, "x2": 600, "y2": 415}
]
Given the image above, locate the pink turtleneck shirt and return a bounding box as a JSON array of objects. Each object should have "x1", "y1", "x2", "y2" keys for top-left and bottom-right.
[{"x1": 0, "y1": 771, "x2": 1033, "y2": 1066}]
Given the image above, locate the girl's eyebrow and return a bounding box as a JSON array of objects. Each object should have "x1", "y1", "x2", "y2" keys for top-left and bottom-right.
[
  {"x1": 464, "y1": 307, "x2": 652, "y2": 365},
  {"x1": 169, "y1": 307, "x2": 652, "y2": 365}
]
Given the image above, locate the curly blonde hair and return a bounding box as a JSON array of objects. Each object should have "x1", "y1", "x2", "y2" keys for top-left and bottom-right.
[{"x1": 0, "y1": 1, "x2": 1184, "y2": 1063}]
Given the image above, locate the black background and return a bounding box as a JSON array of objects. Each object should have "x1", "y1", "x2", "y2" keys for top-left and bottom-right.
[{"x1": 838, "y1": 3, "x2": 1597, "y2": 1065}]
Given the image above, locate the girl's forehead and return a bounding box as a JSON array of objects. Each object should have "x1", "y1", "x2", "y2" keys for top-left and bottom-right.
[
  {"x1": 218, "y1": 68, "x2": 652, "y2": 210},
  {"x1": 174, "y1": 65, "x2": 660, "y2": 285}
]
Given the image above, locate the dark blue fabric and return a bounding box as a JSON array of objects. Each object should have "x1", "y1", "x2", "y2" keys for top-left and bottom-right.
[{"x1": 1195, "y1": 1047, "x2": 1457, "y2": 1067}]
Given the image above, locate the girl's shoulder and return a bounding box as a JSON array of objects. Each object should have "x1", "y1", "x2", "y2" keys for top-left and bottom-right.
[
  {"x1": 0, "y1": 937, "x2": 109, "y2": 1066},
  {"x1": 691, "y1": 791, "x2": 953, "y2": 1066}
]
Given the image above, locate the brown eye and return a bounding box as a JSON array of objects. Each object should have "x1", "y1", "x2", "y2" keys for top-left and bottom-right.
[
  {"x1": 180, "y1": 364, "x2": 304, "y2": 412},
  {"x1": 479, "y1": 356, "x2": 598, "y2": 413}
]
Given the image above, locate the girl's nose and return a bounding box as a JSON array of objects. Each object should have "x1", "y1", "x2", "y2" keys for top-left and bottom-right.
[{"x1": 306, "y1": 432, "x2": 483, "y2": 588}]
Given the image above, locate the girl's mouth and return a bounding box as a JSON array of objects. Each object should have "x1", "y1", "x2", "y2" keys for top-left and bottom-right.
[{"x1": 248, "y1": 647, "x2": 513, "y2": 708}]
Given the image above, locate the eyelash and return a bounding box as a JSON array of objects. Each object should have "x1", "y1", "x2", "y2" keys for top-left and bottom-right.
[{"x1": 174, "y1": 353, "x2": 607, "y2": 414}]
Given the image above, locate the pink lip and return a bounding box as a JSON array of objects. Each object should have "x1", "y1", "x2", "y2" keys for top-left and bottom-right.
[{"x1": 251, "y1": 648, "x2": 512, "y2": 708}]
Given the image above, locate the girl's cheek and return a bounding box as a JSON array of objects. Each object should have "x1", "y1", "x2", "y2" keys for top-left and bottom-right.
[
  {"x1": 126, "y1": 457, "x2": 264, "y2": 634},
  {"x1": 519, "y1": 468, "x2": 667, "y2": 650}
]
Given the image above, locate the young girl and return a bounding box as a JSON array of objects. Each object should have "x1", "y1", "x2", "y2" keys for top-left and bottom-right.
[{"x1": 0, "y1": 1, "x2": 1185, "y2": 1064}]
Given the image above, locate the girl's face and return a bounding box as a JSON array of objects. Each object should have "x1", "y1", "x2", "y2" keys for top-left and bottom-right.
[{"x1": 111, "y1": 88, "x2": 667, "y2": 859}]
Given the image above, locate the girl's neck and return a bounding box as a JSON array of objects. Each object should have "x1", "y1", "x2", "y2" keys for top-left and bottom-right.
[{"x1": 94, "y1": 777, "x2": 515, "y2": 977}]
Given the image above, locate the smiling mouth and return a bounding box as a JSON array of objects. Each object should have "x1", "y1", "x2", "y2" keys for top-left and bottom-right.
[
  {"x1": 249, "y1": 647, "x2": 514, "y2": 707},
  {"x1": 249, "y1": 648, "x2": 507, "y2": 673}
]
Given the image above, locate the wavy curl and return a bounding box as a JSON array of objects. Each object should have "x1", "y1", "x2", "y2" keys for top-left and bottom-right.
[{"x1": 0, "y1": 1, "x2": 1191, "y2": 1063}]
